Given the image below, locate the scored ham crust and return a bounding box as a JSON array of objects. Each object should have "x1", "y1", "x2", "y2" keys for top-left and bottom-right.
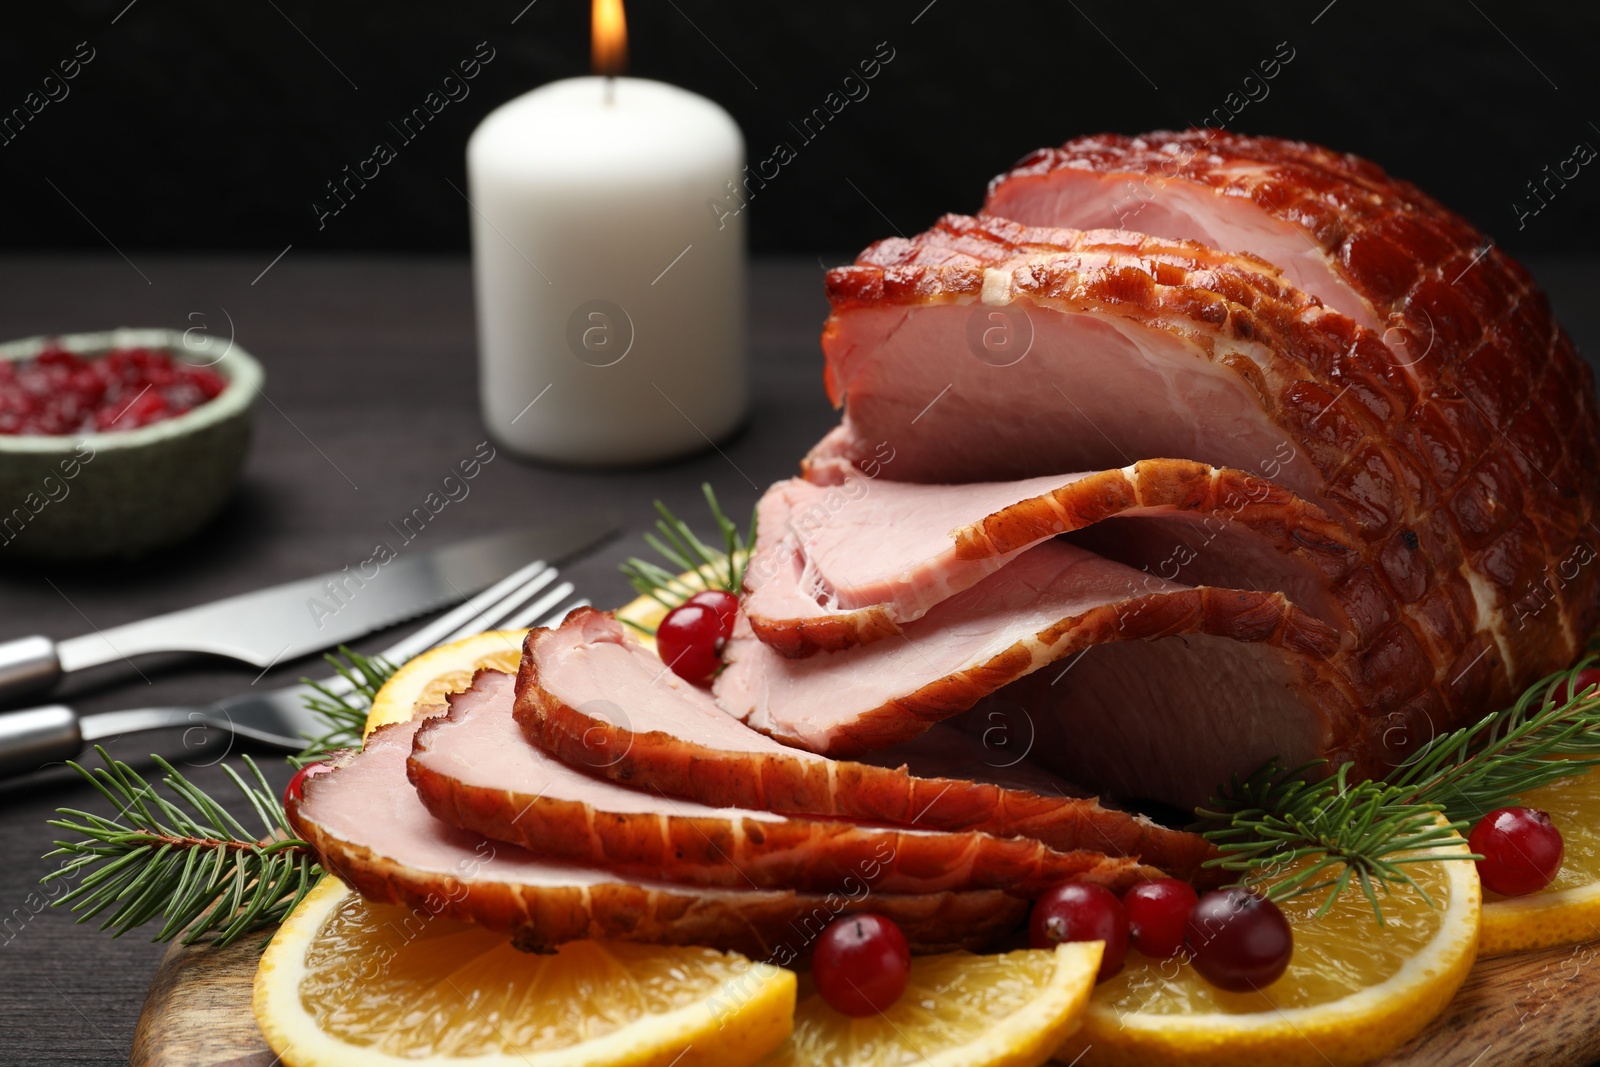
[
  {"x1": 983, "y1": 130, "x2": 1600, "y2": 750},
  {"x1": 290, "y1": 716, "x2": 1028, "y2": 960},
  {"x1": 516, "y1": 608, "x2": 1211, "y2": 872},
  {"x1": 410, "y1": 669, "x2": 1156, "y2": 895},
  {"x1": 812, "y1": 209, "x2": 1599, "y2": 778},
  {"x1": 748, "y1": 455, "x2": 1358, "y2": 657}
]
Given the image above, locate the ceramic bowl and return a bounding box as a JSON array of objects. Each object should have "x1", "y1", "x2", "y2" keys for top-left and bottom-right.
[{"x1": 0, "y1": 328, "x2": 263, "y2": 560}]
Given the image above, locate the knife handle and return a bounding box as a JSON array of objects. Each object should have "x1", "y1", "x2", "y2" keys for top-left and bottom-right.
[
  {"x1": 0, "y1": 705, "x2": 81, "y2": 778},
  {"x1": 0, "y1": 635, "x2": 62, "y2": 705}
]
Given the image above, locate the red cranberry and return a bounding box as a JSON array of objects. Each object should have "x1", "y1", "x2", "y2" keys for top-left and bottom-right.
[
  {"x1": 283, "y1": 760, "x2": 334, "y2": 807},
  {"x1": 1184, "y1": 887, "x2": 1293, "y2": 992},
  {"x1": 656, "y1": 602, "x2": 725, "y2": 684},
  {"x1": 1555, "y1": 668, "x2": 1600, "y2": 704},
  {"x1": 686, "y1": 589, "x2": 739, "y2": 640},
  {"x1": 812, "y1": 913, "x2": 911, "y2": 1016},
  {"x1": 0, "y1": 345, "x2": 227, "y2": 435},
  {"x1": 99, "y1": 387, "x2": 168, "y2": 430},
  {"x1": 1029, "y1": 881, "x2": 1129, "y2": 980},
  {"x1": 1469, "y1": 806, "x2": 1564, "y2": 896},
  {"x1": 1123, "y1": 878, "x2": 1199, "y2": 959}
]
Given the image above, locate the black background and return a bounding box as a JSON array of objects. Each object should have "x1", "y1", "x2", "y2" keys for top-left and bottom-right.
[{"x1": 0, "y1": 0, "x2": 1596, "y2": 257}]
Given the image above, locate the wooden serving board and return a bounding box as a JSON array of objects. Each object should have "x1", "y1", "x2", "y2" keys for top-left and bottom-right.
[{"x1": 130, "y1": 932, "x2": 1600, "y2": 1067}]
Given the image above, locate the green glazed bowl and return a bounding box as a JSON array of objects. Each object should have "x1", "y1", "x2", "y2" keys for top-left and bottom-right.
[{"x1": 0, "y1": 328, "x2": 263, "y2": 560}]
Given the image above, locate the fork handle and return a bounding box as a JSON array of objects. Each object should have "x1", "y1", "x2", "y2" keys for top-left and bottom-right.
[{"x1": 0, "y1": 705, "x2": 81, "y2": 778}]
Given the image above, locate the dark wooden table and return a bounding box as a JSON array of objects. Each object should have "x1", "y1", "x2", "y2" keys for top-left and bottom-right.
[{"x1": 0, "y1": 253, "x2": 1595, "y2": 1066}]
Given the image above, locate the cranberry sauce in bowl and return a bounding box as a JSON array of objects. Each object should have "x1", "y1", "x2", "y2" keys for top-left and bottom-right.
[
  {"x1": 0, "y1": 344, "x2": 228, "y2": 436},
  {"x1": 0, "y1": 329, "x2": 263, "y2": 559}
]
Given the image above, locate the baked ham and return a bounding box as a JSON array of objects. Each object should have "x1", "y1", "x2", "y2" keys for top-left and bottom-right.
[
  {"x1": 411, "y1": 669, "x2": 1156, "y2": 895},
  {"x1": 748, "y1": 455, "x2": 1357, "y2": 656},
  {"x1": 287, "y1": 131, "x2": 1600, "y2": 960},
  {"x1": 809, "y1": 197, "x2": 1600, "y2": 786},
  {"x1": 288, "y1": 715, "x2": 1028, "y2": 960},
  {"x1": 515, "y1": 609, "x2": 1216, "y2": 880},
  {"x1": 985, "y1": 131, "x2": 1600, "y2": 738}
]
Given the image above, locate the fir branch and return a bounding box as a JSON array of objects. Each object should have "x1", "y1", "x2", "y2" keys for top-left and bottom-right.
[
  {"x1": 292, "y1": 645, "x2": 398, "y2": 764},
  {"x1": 43, "y1": 750, "x2": 320, "y2": 946},
  {"x1": 619, "y1": 484, "x2": 755, "y2": 632},
  {"x1": 1197, "y1": 761, "x2": 1472, "y2": 922},
  {"x1": 1388, "y1": 660, "x2": 1600, "y2": 821},
  {"x1": 1201, "y1": 656, "x2": 1600, "y2": 921}
]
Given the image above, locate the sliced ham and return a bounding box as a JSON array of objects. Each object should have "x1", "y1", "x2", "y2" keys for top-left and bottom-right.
[
  {"x1": 982, "y1": 130, "x2": 1600, "y2": 735},
  {"x1": 746, "y1": 456, "x2": 1358, "y2": 656},
  {"x1": 718, "y1": 540, "x2": 1347, "y2": 805},
  {"x1": 288, "y1": 716, "x2": 1028, "y2": 960},
  {"x1": 811, "y1": 210, "x2": 1558, "y2": 778},
  {"x1": 515, "y1": 609, "x2": 1217, "y2": 879},
  {"x1": 411, "y1": 669, "x2": 1154, "y2": 896}
]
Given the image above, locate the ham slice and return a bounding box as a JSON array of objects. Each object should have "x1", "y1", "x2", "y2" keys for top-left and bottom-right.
[
  {"x1": 982, "y1": 131, "x2": 1600, "y2": 744},
  {"x1": 747, "y1": 456, "x2": 1358, "y2": 656},
  {"x1": 515, "y1": 609, "x2": 1217, "y2": 879},
  {"x1": 718, "y1": 540, "x2": 1348, "y2": 805},
  {"x1": 810, "y1": 210, "x2": 1582, "y2": 779},
  {"x1": 288, "y1": 716, "x2": 1028, "y2": 960},
  {"x1": 410, "y1": 669, "x2": 1155, "y2": 895}
]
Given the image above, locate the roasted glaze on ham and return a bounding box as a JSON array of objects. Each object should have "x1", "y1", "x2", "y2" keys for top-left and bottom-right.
[
  {"x1": 290, "y1": 716, "x2": 1027, "y2": 960},
  {"x1": 749, "y1": 456, "x2": 1357, "y2": 656},
  {"x1": 814, "y1": 209, "x2": 1598, "y2": 779},
  {"x1": 515, "y1": 609, "x2": 1217, "y2": 879},
  {"x1": 411, "y1": 669, "x2": 1156, "y2": 895},
  {"x1": 984, "y1": 130, "x2": 1600, "y2": 743}
]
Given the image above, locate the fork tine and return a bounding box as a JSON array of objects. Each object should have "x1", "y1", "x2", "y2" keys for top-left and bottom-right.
[
  {"x1": 504, "y1": 581, "x2": 577, "y2": 630},
  {"x1": 376, "y1": 559, "x2": 548, "y2": 664},
  {"x1": 436, "y1": 567, "x2": 562, "y2": 646}
]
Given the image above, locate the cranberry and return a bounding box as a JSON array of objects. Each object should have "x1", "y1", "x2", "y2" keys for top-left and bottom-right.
[
  {"x1": 812, "y1": 913, "x2": 911, "y2": 1016},
  {"x1": 99, "y1": 387, "x2": 168, "y2": 430},
  {"x1": 283, "y1": 760, "x2": 334, "y2": 807},
  {"x1": 656, "y1": 602, "x2": 725, "y2": 684},
  {"x1": 1184, "y1": 888, "x2": 1293, "y2": 992},
  {"x1": 1469, "y1": 806, "x2": 1563, "y2": 896},
  {"x1": 0, "y1": 345, "x2": 228, "y2": 435},
  {"x1": 686, "y1": 589, "x2": 739, "y2": 640},
  {"x1": 1555, "y1": 668, "x2": 1600, "y2": 704},
  {"x1": 1029, "y1": 882, "x2": 1129, "y2": 980},
  {"x1": 1123, "y1": 878, "x2": 1199, "y2": 959}
]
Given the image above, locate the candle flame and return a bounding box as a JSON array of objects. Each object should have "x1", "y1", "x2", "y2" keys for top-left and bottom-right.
[{"x1": 592, "y1": 0, "x2": 627, "y2": 78}]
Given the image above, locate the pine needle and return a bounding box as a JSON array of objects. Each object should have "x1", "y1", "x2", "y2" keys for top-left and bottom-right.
[
  {"x1": 292, "y1": 646, "x2": 398, "y2": 764},
  {"x1": 618, "y1": 483, "x2": 755, "y2": 633},
  {"x1": 1201, "y1": 655, "x2": 1600, "y2": 921},
  {"x1": 43, "y1": 751, "x2": 320, "y2": 946},
  {"x1": 39, "y1": 646, "x2": 396, "y2": 945}
]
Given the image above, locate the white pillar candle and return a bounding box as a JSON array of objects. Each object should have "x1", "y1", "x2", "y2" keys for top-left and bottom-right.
[{"x1": 467, "y1": 76, "x2": 748, "y2": 466}]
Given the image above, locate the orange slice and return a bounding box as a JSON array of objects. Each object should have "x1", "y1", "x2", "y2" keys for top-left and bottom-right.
[{"x1": 1058, "y1": 834, "x2": 1480, "y2": 1067}]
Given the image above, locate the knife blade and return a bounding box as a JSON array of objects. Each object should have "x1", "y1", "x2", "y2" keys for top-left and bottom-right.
[{"x1": 0, "y1": 515, "x2": 616, "y2": 704}]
